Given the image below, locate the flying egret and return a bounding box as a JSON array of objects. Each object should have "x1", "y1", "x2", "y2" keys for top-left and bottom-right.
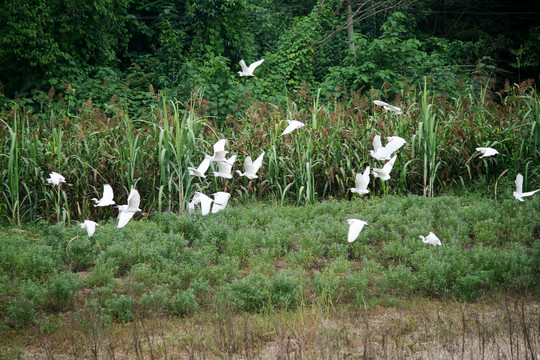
[
  {"x1": 188, "y1": 157, "x2": 211, "y2": 178},
  {"x1": 373, "y1": 100, "x2": 403, "y2": 115},
  {"x1": 372, "y1": 155, "x2": 397, "y2": 181},
  {"x1": 419, "y1": 232, "x2": 442, "y2": 246},
  {"x1": 349, "y1": 166, "x2": 370, "y2": 195},
  {"x1": 236, "y1": 151, "x2": 265, "y2": 180},
  {"x1": 189, "y1": 192, "x2": 213, "y2": 216},
  {"x1": 91, "y1": 184, "x2": 115, "y2": 207},
  {"x1": 513, "y1": 173, "x2": 540, "y2": 201},
  {"x1": 214, "y1": 155, "x2": 237, "y2": 179},
  {"x1": 370, "y1": 135, "x2": 406, "y2": 161},
  {"x1": 117, "y1": 189, "x2": 142, "y2": 228},
  {"x1": 212, "y1": 192, "x2": 231, "y2": 213},
  {"x1": 209, "y1": 139, "x2": 229, "y2": 162},
  {"x1": 80, "y1": 220, "x2": 98, "y2": 237},
  {"x1": 347, "y1": 219, "x2": 368, "y2": 243},
  {"x1": 476, "y1": 147, "x2": 499, "y2": 158},
  {"x1": 46, "y1": 172, "x2": 65, "y2": 186},
  {"x1": 281, "y1": 120, "x2": 305, "y2": 136},
  {"x1": 238, "y1": 59, "x2": 264, "y2": 77}
]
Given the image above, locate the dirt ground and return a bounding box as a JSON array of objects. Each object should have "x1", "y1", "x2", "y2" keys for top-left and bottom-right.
[{"x1": 1, "y1": 296, "x2": 539, "y2": 359}]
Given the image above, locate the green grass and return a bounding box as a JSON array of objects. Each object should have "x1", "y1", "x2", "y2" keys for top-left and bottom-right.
[{"x1": 0, "y1": 194, "x2": 538, "y2": 330}]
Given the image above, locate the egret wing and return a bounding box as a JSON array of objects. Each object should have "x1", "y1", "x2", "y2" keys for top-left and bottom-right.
[
  {"x1": 127, "y1": 189, "x2": 140, "y2": 211},
  {"x1": 239, "y1": 59, "x2": 249, "y2": 73},
  {"x1": 118, "y1": 211, "x2": 136, "y2": 228},
  {"x1": 247, "y1": 59, "x2": 264, "y2": 73}
]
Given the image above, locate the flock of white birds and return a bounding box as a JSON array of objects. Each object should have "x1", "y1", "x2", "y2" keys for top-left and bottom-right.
[{"x1": 45, "y1": 59, "x2": 539, "y2": 246}]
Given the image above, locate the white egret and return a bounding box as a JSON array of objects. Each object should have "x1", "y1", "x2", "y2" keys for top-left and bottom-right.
[
  {"x1": 281, "y1": 120, "x2": 305, "y2": 136},
  {"x1": 372, "y1": 155, "x2": 397, "y2": 181},
  {"x1": 80, "y1": 220, "x2": 98, "y2": 237},
  {"x1": 349, "y1": 166, "x2": 370, "y2": 195},
  {"x1": 236, "y1": 151, "x2": 265, "y2": 180},
  {"x1": 370, "y1": 135, "x2": 406, "y2": 161},
  {"x1": 188, "y1": 157, "x2": 211, "y2": 178},
  {"x1": 476, "y1": 147, "x2": 499, "y2": 158},
  {"x1": 347, "y1": 219, "x2": 368, "y2": 243},
  {"x1": 46, "y1": 172, "x2": 65, "y2": 186},
  {"x1": 373, "y1": 100, "x2": 403, "y2": 114},
  {"x1": 212, "y1": 192, "x2": 231, "y2": 213},
  {"x1": 117, "y1": 189, "x2": 142, "y2": 228},
  {"x1": 238, "y1": 59, "x2": 264, "y2": 77},
  {"x1": 214, "y1": 155, "x2": 237, "y2": 179},
  {"x1": 419, "y1": 232, "x2": 442, "y2": 246},
  {"x1": 189, "y1": 192, "x2": 213, "y2": 216},
  {"x1": 91, "y1": 184, "x2": 115, "y2": 207},
  {"x1": 513, "y1": 173, "x2": 539, "y2": 201},
  {"x1": 209, "y1": 139, "x2": 229, "y2": 162}
]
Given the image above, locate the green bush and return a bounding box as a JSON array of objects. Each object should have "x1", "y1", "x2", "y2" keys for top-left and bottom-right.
[
  {"x1": 270, "y1": 271, "x2": 300, "y2": 310},
  {"x1": 105, "y1": 294, "x2": 134, "y2": 323},
  {"x1": 231, "y1": 273, "x2": 271, "y2": 313},
  {"x1": 170, "y1": 288, "x2": 198, "y2": 316},
  {"x1": 47, "y1": 271, "x2": 80, "y2": 311}
]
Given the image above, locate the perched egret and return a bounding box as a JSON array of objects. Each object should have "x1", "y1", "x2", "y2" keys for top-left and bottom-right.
[
  {"x1": 370, "y1": 135, "x2": 406, "y2": 161},
  {"x1": 117, "y1": 189, "x2": 142, "y2": 228},
  {"x1": 91, "y1": 184, "x2": 115, "y2": 207},
  {"x1": 188, "y1": 157, "x2": 211, "y2": 178},
  {"x1": 80, "y1": 220, "x2": 98, "y2": 237},
  {"x1": 476, "y1": 147, "x2": 499, "y2": 158},
  {"x1": 213, "y1": 155, "x2": 237, "y2": 179},
  {"x1": 372, "y1": 155, "x2": 397, "y2": 181},
  {"x1": 238, "y1": 59, "x2": 264, "y2": 77},
  {"x1": 281, "y1": 120, "x2": 305, "y2": 136},
  {"x1": 513, "y1": 173, "x2": 540, "y2": 201},
  {"x1": 46, "y1": 172, "x2": 65, "y2": 186},
  {"x1": 236, "y1": 151, "x2": 265, "y2": 180},
  {"x1": 347, "y1": 219, "x2": 368, "y2": 243},
  {"x1": 212, "y1": 192, "x2": 231, "y2": 213},
  {"x1": 189, "y1": 192, "x2": 213, "y2": 216},
  {"x1": 209, "y1": 139, "x2": 229, "y2": 162},
  {"x1": 373, "y1": 100, "x2": 403, "y2": 114},
  {"x1": 419, "y1": 232, "x2": 442, "y2": 246},
  {"x1": 349, "y1": 166, "x2": 370, "y2": 195}
]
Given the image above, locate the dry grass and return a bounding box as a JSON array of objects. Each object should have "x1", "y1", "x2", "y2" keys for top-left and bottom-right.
[{"x1": 2, "y1": 296, "x2": 539, "y2": 359}]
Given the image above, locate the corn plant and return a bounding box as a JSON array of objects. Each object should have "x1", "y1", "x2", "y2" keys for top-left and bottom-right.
[{"x1": 415, "y1": 79, "x2": 441, "y2": 198}]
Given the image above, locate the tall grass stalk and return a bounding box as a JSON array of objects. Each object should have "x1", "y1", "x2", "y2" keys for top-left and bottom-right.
[{"x1": 416, "y1": 79, "x2": 441, "y2": 197}]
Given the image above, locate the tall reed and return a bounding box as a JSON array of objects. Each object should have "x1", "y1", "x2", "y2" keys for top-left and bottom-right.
[{"x1": 415, "y1": 79, "x2": 441, "y2": 197}]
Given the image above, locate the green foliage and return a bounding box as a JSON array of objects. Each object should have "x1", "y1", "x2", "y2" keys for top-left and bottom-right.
[
  {"x1": 105, "y1": 294, "x2": 134, "y2": 323},
  {"x1": 1, "y1": 188, "x2": 540, "y2": 328},
  {"x1": 169, "y1": 288, "x2": 198, "y2": 316}
]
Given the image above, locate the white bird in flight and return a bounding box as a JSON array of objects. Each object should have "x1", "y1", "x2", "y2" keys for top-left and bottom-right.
[
  {"x1": 117, "y1": 188, "x2": 142, "y2": 228},
  {"x1": 281, "y1": 120, "x2": 305, "y2": 136},
  {"x1": 209, "y1": 139, "x2": 229, "y2": 162},
  {"x1": 236, "y1": 151, "x2": 265, "y2": 180},
  {"x1": 238, "y1": 59, "x2": 264, "y2": 77},
  {"x1": 349, "y1": 166, "x2": 370, "y2": 195},
  {"x1": 373, "y1": 100, "x2": 403, "y2": 114},
  {"x1": 188, "y1": 191, "x2": 213, "y2": 216},
  {"x1": 213, "y1": 155, "x2": 237, "y2": 179},
  {"x1": 212, "y1": 192, "x2": 231, "y2": 213},
  {"x1": 91, "y1": 184, "x2": 115, "y2": 207},
  {"x1": 188, "y1": 157, "x2": 211, "y2": 178},
  {"x1": 46, "y1": 172, "x2": 65, "y2": 186},
  {"x1": 419, "y1": 232, "x2": 442, "y2": 246},
  {"x1": 476, "y1": 147, "x2": 499, "y2": 158},
  {"x1": 513, "y1": 173, "x2": 539, "y2": 201},
  {"x1": 347, "y1": 219, "x2": 368, "y2": 243},
  {"x1": 80, "y1": 220, "x2": 98, "y2": 237},
  {"x1": 370, "y1": 135, "x2": 406, "y2": 161},
  {"x1": 372, "y1": 155, "x2": 397, "y2": 181}
]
